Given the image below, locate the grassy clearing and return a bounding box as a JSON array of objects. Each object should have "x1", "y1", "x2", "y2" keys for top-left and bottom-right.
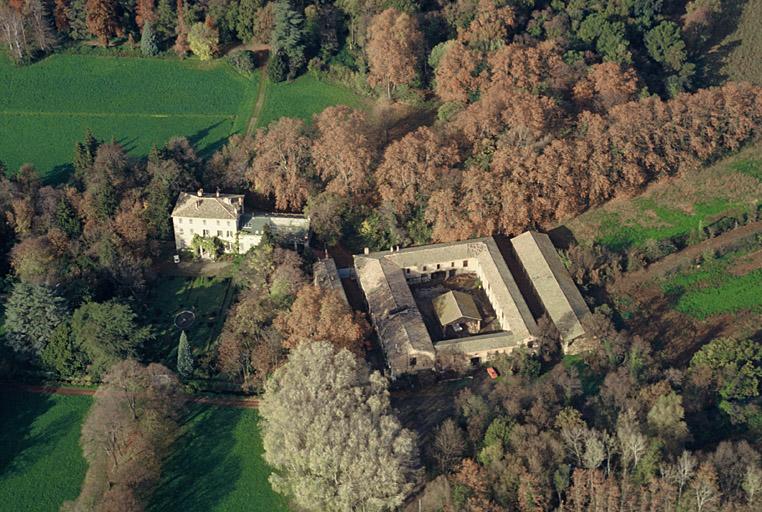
[
  {"x1": 0, "y1": 390, "x2": 91, "y2": 511},
  {"x1": 662, "y1": 247, "x2": 762, "y2": 319},
  {"x1": 256, "y1": 73, "x2": 368, "y2": 129},
  {"x1": 0, "y1": 55, "x2": 258, "y2": 181},
  {"x1": 149, "y1": 405, "x2": 288, "y2": 512},
  {"x1": 565, "y1": 142, "x2": 762, "y2": 251},
  {"x1": 143, "y1": 276, "x2": 234, "y2": 365},
  {"x1": 718, "y1": 0, "x2": 762, "y2": 86}
]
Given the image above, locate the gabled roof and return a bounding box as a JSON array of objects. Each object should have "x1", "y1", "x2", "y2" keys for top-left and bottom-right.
[
  {"x1": 171, "y1": 192, "x2": 243, "y2": 220},
  {"x1": 510, "y1": 231, "x2": 590, "y2": 341},
  {"x1": 433, "y1": 290, "x2": 481, "y2": 326}
]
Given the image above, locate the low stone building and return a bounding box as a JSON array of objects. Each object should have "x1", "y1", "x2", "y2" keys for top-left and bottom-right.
[
  {"x1": 171, "y1": 190, "x2": 310, "y2": 258},
  {"x1": 432, "y1": 290, "x2": 482, "y2": 337},
  {"x1": 353, "y1": 232, "x2": 591, "y2": 378},
  {"x1": 313, "y1": 257, "x2": 349, "y2": 306}
]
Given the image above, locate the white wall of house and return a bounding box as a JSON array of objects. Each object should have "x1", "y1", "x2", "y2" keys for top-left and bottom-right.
[{"x1": 172, "y1": 216, "x2": 238, "y2": 253}]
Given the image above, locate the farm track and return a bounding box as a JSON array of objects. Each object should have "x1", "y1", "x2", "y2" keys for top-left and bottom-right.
[
  {"x1": 1, "y1": 382, "x2": 260, "y2": 409},
  {"x1": 246, "y1": 63, "x2": 269, "y2": 135}
]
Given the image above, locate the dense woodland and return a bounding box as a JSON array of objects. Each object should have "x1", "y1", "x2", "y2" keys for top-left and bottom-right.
[{"x1": 1, "y1": 0, "x2": 761, "y2": 510}]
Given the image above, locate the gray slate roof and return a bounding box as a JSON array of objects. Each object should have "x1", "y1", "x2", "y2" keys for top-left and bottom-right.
[
  {"x1": 433, "y1": 290, "x2": 481, "y2": 326},
  {"x1": 510, "y1": 231, "x2": 590, "y2": 341},
  {"x1": 171, "y1": 192, "x2": 243, "y2": 220}
]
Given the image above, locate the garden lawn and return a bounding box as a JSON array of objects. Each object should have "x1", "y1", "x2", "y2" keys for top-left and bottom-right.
[
  {"x1": 565, "y1": 142, "x2": 762, "y2": 251},
  {"x1": 143, "y1": 275, "x2": 234, "y2": 365},
  {"x1": 0, "y1": 390, "x2": 91, "y2": 511},
  {"x1": 661, "y1": 247, "x2": 762, "y2": 319},
  {"x1": 256, "y1": 74, "x2": 368, "y2": 128},
  {"x1": 0, "y1": 55, "x2": 258, "y2": 181},
  {"x1": 149, "y1": 405, "x2": 288, "y2": 512}
]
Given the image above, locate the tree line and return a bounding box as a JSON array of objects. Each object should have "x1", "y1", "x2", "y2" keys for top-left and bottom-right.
[{"x1": 0, "y1": 0, "x2": 732, "y2": 96}]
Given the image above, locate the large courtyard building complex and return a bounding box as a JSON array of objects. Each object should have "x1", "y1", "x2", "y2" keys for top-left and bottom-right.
[
  {"x1": 354, "y1": 232, "x2": 591, "y2": 378},
  {"x1": 171, "y1": 190, "x2": 310, "y2": 257}
]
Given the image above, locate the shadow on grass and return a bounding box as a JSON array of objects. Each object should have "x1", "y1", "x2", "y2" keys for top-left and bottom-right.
[
  {"x1": 0, "y1": 390, "x2": 55, "y2": 476},
  {"x1": 148, "y1": 405, "x2": 243, "y2": 512}
]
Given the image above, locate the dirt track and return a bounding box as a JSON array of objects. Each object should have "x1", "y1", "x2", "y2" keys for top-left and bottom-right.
[{"x1": 1, "y1": 382, "x2": 260, "y2": 409}]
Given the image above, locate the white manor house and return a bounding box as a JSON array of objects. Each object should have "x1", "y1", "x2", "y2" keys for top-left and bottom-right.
[{"x1": 171, "y1": 190, "x2": 310, "y2": 257}]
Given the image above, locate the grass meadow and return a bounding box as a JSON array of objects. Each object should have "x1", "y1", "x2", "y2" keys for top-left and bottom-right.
[
  {"x1": 256, "y1": 73, "x2": 368, "y2": 129},
  {"x1": 0, "y1": 390, "x2": 91, "y2": 511},
  {"x1": 142, "y1": 276, "x2": 234, "y2": 365},
  {"x1": 149, "y1": 405, "x2": 288, "y2": 512},
  {"x1": 0, "y1": 54, "x2": 258, "y2": 181},
  {"x1": 565, "y1": 142, "x2": 762, "y2": 251},
  {"x1": 662, "y1": 247, "x2": 762, "y2": 319}
]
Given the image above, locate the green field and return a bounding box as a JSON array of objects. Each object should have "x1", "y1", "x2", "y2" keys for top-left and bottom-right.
[
  {"x1": 0, "y1": 54, "x2": 258, "y2": 181},
  {"x1": 143, "y1": 276, "x2": 235, "y2": 365},
  {"x1": 149, "y1": 405, "x2": 288, "y2": 512},
  {"x1": 565, "y1": 143, "x2": 762, "y2": 251},
  {"x1": 662, "y1": 247, "x2": 762, "y2": 319},
  {"x1": 256, "y1": 73, "x2": 368, "y2": 129},
  {"x1": 0, "y1": 390, "x2": 91, "y2": 511}
]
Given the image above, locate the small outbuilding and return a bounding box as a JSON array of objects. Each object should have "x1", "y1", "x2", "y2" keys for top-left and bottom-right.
[{"x1": 432, "y1": 290, "x2": 482, "y2": 337}]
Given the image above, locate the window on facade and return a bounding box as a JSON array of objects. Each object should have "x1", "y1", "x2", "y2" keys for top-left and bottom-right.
[
  {"x1": 463, "y1": 260, "x2": 468, "y2": 267},
  {"x1": 188, "y1": 219, "x2": 193, "y2": 224},
  {"x1": 470, "y1": 357, "x2": 480, "y2": 366},
  {"x1": 217, "y1": 230, "x2": 223, "y2": 237},
  {"x1": 178, "y1": 218, "x2": 183, "y2": 224},
  {"x1": 226, "y1": 231, "x2": 232, "y2": 237},
  {"x1": 451, "y1": 262, "x2": 455, "y2": 267},
  {"x1": 405, "y1": 268, "x2": 410, "y2": 274},
  {"x1": 178, "y1": 229, "x2": 184, "y2": 235},
  {"x1": 203, "y1": 229, "x2": 209, "y2": 236},
  {"x1": 217, "y1": 220, "x2": 221, "y2": 226},
  {"x1": 409, "y1": 357, "x2": 417, "y2": 367},
  {"x1": 190, "y1": 228, "x2": 194, "y2": 234},
  {"x1": 422, "y1": 265, "x2": 427, "y2": 271}
]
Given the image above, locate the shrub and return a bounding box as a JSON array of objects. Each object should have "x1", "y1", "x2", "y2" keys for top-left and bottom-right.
[
  {"x1": 188, "y1": 22, "x2": 220, "y2": 61},
  {"x1": 228, "y1": 50, "x2": 258, "y2": 75}
]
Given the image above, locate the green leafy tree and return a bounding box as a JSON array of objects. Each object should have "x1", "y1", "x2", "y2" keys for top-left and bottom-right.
[
  {"x1": 236, "y1": 0, "x2": 263, "y2": 42},
  {"x1": 73, "y1": 129, "x2": 101, "y2": 185},
  {"x1": 176, "y1": 330, "x2": 193, "y2": 378},
  {"x1": 71, "y1": 301, "x2": 152, "y2": 378},
  {"x1": 645, "y1": 21, "x2": 688, "y2": 72},
  {"x1": 691, "y1": 337, "x2": 762, "y2": 427},
  {"x1": 141, "y1": 21, "x2": 160, "y2": 56},
  {"x1": 188, "y1": 21, "x2": 220, "y2": 60},
  {"x1": 41, "y1": 322, "x2": 88, "y2": 378},
  {"x1": 260, "y1": 341, "x2": 417, "y2": 511},
  {"x1": 268, "y1": 48, "x2": 289, "y2": 82},
  {"x1": 3, "y1": 282, "x2": 68, "y2": 360},
  {"x1": 577, "y1": 14, "x2": 631, "y2": 64},
  {"x1": 55, "y1": 197, "x2": 82, "y2": 238},
  {"x1": 270, "y1": 0, "x2": 306, "y2": 79}
]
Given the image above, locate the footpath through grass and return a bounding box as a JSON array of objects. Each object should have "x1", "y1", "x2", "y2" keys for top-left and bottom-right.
[
  {"x1": 0, "y1": 390, "x2": 91, "y2": 511},
  {"x1": 150, "y1": 405, "x2": 288, "y2": 512},
  {"x1": 255, "y1": 73, "x2": 368, "y2": 129},
  {"x1": 0, "y1": 55, "x2": 258, "y2": 181},
  {"x1": 565, "y1": 142, "x2": 762, "y2": 251}
]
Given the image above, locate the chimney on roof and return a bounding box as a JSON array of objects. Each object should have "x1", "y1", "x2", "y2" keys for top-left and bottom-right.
[
  {"x1": 197, "y1": 188, "x2": 203, "y2": 197},
  {"x1": 216, "y1": 188, "x2": 220, "y2": 198},
  {"x1": 363, "y1": 247, "x2": 369, "y2": 255},
  {"x1": 195, "y1": 200, "x2": 200, "y2": 210}
]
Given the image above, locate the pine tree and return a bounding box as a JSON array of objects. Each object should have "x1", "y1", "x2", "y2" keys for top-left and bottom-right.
[
  {"x1": 177, "y1": 330, "x2": 193, "y2": 378},
  {"x1": 268, "y1": 48, "x2": 289, "y2": 82},
  {"x1": 140, "y1": 21, "x2": 159, "y2": 56},
  {"x1": 270, "y1": 0, "x2": 306, "y2": 79}
]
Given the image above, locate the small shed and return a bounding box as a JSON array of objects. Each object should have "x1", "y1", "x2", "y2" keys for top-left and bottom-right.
[{"x1": 432, "y1": 290, "x2": 482, "y2": 337}]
